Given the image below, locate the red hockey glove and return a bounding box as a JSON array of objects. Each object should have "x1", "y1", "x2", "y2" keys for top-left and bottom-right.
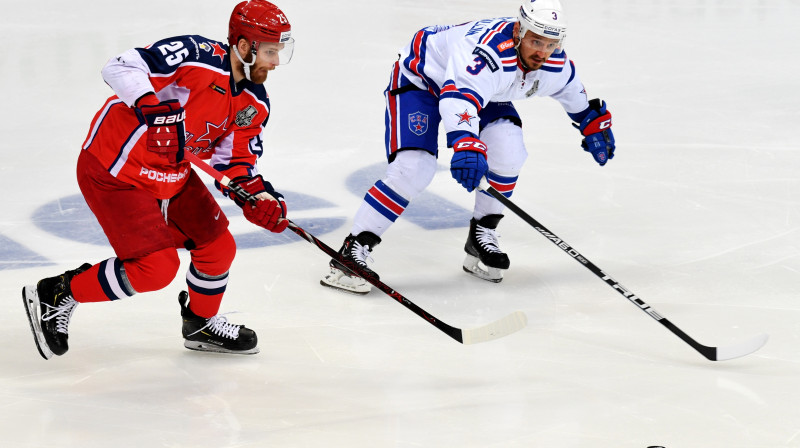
[
  {"x1": 229, "y1": 175, "x2": 288, "y2": 233},
  {"x1": 135, "y1": 97, "x2": 186, "y2": 164},
  {"x1": 243, "y1": 199, "x2": 288, "y2": 233}
]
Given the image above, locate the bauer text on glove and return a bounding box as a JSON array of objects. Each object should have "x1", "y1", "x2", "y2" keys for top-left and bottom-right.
[{"x1": 135, "y1": 96, "x2": 186, "y2": 164}]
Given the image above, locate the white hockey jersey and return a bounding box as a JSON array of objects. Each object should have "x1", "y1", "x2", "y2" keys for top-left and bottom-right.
[{"x1": 395, "y1": 18, "x2": 589, "y2": 144}]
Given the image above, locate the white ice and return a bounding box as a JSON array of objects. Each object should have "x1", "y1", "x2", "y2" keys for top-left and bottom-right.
[{"x1": 1, "y1": 1, "x2": 799, "y2": 447}]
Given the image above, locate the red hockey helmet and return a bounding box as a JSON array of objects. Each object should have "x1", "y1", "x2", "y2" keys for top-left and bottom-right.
[
  {"x1": 228, "y1": 0, "x2": 294, "y2": 68},
  {"x1": 228, "y1": 0, "x2": 292, "y2": 46}
]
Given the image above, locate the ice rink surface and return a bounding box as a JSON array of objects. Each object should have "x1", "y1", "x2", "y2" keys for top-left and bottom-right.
[{"x1": 1, "y1": 1, "x2": 799, "y2": 447}]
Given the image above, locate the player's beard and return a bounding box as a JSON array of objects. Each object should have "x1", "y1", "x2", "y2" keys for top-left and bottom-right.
[
  {"x1": 250, "y1": 65, "x2": 272, "y2": 84},
  {"x1": 526, "y1": 56, "x2": 545, "y2": 70}
]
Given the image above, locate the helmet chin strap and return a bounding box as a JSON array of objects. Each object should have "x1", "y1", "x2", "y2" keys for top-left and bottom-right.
[
  {"x1": 232, "y1": 44, "x2": 255, "y2": 81},
  {"x1": 514, "y1": 28, "x2": 532, "y2": 71}
]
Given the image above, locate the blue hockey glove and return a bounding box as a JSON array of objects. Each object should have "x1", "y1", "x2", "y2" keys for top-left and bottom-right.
[
  {"x1": 573, "y1": 98, "x2": 615, "y2": 166},
  {"x1": 450, "y1": 137, "x2": 489, "y2": 192}
]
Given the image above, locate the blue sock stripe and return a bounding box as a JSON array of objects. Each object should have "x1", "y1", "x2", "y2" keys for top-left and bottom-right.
[
  {"x1": 364, "y1": 180, "x2": 408, "y2": 222},
  {"x1": 365, "y1": 194, "x2": 401, "y2": 222},
  {"x1": 186, "y1": 263, "x2": 229, "y2": 296},
  {"x1": 97, "y1": 257, "x2": 134, "y2": 301},
  {"x1": 375, "y1": 180, "x2": 409, "y2": 207},
  {"x1": 486, "y1": 171, "x2": 518, "y2": 198}
]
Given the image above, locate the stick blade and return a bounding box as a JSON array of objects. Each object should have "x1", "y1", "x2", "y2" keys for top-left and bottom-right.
[
  {"x1": 714, "y1": 333, "x2": 769, "y2": 361},
  {"x1": 461, "y1": 311, "x2": 528, "y2": 345}
]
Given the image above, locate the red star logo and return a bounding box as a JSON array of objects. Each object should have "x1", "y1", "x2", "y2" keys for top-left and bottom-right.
[
  {"x1": 456, "y1": 110, "x2": 475, "y2": 126},
  {"x1": 211, "y1": 42, "x2": 227, "y2": 62},
  {"x1": 196, "y1": 118, "x2": 229, "y2": 149}
]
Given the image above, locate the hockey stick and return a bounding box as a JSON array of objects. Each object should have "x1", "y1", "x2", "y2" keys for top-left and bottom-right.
[
  {"x1": 183, "y1": 150, "x2": 527, "y2": 344},
  {"x1": 478, "y1": 179, "x2": 767, "y2": 361}
]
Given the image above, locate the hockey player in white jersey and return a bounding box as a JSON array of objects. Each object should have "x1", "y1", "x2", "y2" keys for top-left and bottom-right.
[{"x1": 322, "y1": 0, "x2": 615, "y2": 293}]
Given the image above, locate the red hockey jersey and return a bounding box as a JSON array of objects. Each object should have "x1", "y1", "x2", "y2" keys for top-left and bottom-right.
[{"x1": 82, "y1": 35, "x2": 270, "y2": 199}]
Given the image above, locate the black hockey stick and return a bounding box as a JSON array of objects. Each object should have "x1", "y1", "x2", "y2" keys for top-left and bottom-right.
[
  {"x1": 284, "y1": 221, "x2": 527, "y2": 344},
  {"x1": 183, "y1": 150, "x2": 527, "y2": 344},
  {"x1": 478, "y1": 179, "x2": 767, "y2": 360}
]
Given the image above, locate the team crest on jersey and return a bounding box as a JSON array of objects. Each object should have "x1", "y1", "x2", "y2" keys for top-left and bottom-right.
[
  {"x1": 235, "y1": 106, "x2": 258, "y2": 127},
  {"x1": 199, "y1": 42, "x2": 226, "y2": 62},
  {"x1": 408, "y1": 111, "x2": 429, "y2": 136}
]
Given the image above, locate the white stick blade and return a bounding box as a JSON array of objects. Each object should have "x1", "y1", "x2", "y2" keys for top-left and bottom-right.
[
  {"x1": 461, "y1": 311, "x2": 528, "y2": 345},
  {"x1": 715, "y1": 333, "x2": 769, "y2": 361}
]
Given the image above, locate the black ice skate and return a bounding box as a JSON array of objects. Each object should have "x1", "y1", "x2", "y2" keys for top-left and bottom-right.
[
  {"x1": 463, "y1": 214, "x2": 510, "y2": 283},
  {"x1": 179, "y1": 291, "x2": 259, "y2": 355},
  {"x1": 22, "y1": 263, "x2": 92, "y2": 360},
  {"x1": 320, "y1": 231, "x2": 381, "y2": 295}
]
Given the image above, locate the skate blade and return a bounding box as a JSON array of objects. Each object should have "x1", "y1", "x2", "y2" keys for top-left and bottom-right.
[
  {"x1": 320, "y1": 267, "x2": 371, "y2": 295},
  {"x1": 183, "y1": 340, "x2": 260, "y2": 355},
  {"x1": 21, "y1": 285, "x2": 54, "y2": 360},
  {"x1": 462, "y1": 255, "x2": 505, "y2": 283}
]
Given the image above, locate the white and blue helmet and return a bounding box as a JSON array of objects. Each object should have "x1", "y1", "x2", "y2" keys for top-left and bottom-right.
[{"x1": 518, "y1": 0, "x2": 567, "y2": 47}]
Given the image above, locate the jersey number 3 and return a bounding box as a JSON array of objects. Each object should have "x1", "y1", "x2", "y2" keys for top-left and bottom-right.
[{"x1": 466, "y1": 56, "x2": 486, "y2": 75}]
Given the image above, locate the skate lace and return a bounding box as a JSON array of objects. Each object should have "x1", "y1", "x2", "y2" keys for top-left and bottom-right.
[
  {"x1": 41, "y1": 296, "x2": 78, "y2": 334},
  {"x1": 476, "y1": 226, "x2": 503, "y2": 253},
  {"x1": 350, "y1": 242, "x2": 375, "y2": 268},
  {"x1": 189, "y1": 313, "x2": 241, "y2": 340}
]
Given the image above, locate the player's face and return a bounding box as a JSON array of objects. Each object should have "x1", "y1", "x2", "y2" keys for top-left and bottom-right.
[
  {"x1": 249, "y1": 41, "x2": 294, "y2": 84},
  {"x1": 247, "y1": 44, "x2": 278, "y2": 84},
  {"x1": 517, "y1": 31, "x2": 560, "y2": 70}
]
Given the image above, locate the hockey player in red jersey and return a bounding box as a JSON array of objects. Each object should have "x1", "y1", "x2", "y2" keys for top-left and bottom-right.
[
  {"x1": 321, "y1": 0, "x2": 615, "y2": 294},
  {"x1": 22, "y1": 0, "x2": 294, "y2": 359}
]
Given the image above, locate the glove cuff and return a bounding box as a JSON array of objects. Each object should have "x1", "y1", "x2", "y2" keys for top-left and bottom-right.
[
  {"x1": 134, "y1": 93, "x2": 160, "y2": 109},
  {"x1": 580, "y1": 110, "x2": 612, "y2": 136},
  {"x1": 452, "y1": 137, "x2": 488, "y2": 157},
  {"x1": 228, "y1": 175, "x2": 264, "y2": 207}
]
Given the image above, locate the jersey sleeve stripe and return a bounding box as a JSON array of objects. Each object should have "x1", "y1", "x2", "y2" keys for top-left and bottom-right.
[
  {"x1": 478, "y1": 21, "x2": 511, "y2": 45},
  {"x1": 148, "y1": 62, "x2": 229, "y2": 78},
  {"x1": 501, "y1": 55, "x2": 518, "y2": 72},
  {"x1": 540, "y1": 51, "x2": 567, "y2": 72},
  {"x1": 440, "y1": 81, "x2": 484, "y2": 111}
]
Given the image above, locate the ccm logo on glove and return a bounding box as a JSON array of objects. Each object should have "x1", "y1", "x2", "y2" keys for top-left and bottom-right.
[
  {"x1": 450, "y1": 136, "x2": 489, "y2": 192},
  {"x1": 574, "y1": 98, "x2": 615, "y2": 166}
]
